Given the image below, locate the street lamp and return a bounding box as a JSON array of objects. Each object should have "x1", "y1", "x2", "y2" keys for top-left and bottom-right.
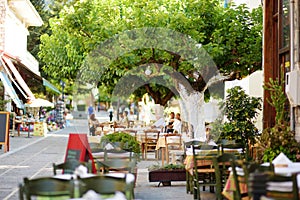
[{"x1": 60, "y1": 80, "x2": 65, "y2": 101}]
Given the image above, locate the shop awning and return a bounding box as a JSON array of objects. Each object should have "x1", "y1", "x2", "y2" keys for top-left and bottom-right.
[
  {"x1": 43, "y1": 78, "x2": 61, "y2": 94},
  {"x1": 0, "y1": 71, "x2": 24, "y2": 109},
  {"x1": 0, "y1": 53, "x2": 35, "y2": 103},
  {"x1": 1, "y1": 55, "x2": 35, "y2": 102}
]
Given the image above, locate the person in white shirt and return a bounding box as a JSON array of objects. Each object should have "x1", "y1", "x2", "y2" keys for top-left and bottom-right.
[{"x1": 173, "y1": 113, "x2": 182, "y2": 134}]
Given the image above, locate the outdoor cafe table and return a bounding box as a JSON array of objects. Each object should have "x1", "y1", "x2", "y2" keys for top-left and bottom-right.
[
  {"x1": 53, "y1": 172, "x2": 135, "y2": 199},
  {"x1": 222, "y1": 162, "x2": 300, "y2": 200},
  {"x1": 184, "y1": 148, "x2": 242, "y2": 174}
]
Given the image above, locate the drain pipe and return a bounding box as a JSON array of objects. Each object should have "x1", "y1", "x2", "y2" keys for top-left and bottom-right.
[{"x1": 290, "y1": 0, "x2": 295, "y2": 131}]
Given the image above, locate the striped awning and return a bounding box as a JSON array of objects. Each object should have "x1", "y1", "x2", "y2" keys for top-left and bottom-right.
[{"x1": 0, "y1": 71, "x2": 24, "y2": 109}]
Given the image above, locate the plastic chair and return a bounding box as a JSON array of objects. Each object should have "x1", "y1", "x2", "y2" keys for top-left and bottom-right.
[{"x1": 19, "y1": 177, "x2": 73, "y2": 200}]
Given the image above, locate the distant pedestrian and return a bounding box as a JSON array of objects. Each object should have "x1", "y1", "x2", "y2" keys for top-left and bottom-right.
[
  {"x1": 108, "y1": 106, "x2": 114, "y2": 121},
  {"x1": 88, "y1": 105, "x2": 94, "y2": 116}
]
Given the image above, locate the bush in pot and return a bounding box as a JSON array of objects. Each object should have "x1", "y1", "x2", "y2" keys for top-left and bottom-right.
[
  {"x1": 217, "y1": 86, "x2": 262, "y2": 161},
  {"x1": 100, "y1": 132, "x2": 141, "y2": 154}
]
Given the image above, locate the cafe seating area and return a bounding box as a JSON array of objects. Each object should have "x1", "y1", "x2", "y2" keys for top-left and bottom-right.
[{"x1": 15, "y1": 120, "x2": 300, "y2": 200}]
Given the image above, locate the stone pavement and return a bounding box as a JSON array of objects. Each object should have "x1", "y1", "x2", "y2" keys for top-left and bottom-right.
[{"x1": 0, "y1": 112, "x2": 215, "y2": 200}]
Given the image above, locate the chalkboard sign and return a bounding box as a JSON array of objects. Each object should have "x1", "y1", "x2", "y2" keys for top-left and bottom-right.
[
  {"x1": 64, "y1": 134, "x2": 96, "y2": 173},
  {"x1": 0, "y1": 112, "x2": 9, "y2": 152},
  {"x1": 65, "y1": 149, "x2": 81, "y2": 161}
]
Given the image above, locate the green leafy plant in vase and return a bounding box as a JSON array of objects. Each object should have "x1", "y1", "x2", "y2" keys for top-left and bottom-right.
[{"x1": 257, "y1": 76, "x2": 300, "y2": 162}]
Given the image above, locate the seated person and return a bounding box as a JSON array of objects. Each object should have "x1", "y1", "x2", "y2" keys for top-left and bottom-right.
[
  {"x1": 118, "y1": 111, "x2": 129, "y2": 128},
  {"x1": 89, "y1": 113, "x2": 100, "y2": 136},
  {"x1": 172, "y1": 113, "x2": 182, "y2": 134},
  {"x1": 165, "y1": 112, "x2": 175, "y2": 133}
]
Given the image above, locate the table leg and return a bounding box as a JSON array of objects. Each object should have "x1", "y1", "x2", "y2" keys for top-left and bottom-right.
[
  {"x1": 17, "y1": 124, "x2": 20, "y2": 137},
  {"x1": 25, "y1": 124, "x2": 32, "y2": 138},
  {"x1": 162, "y1": 147, "x2": 165, "y2": 166}
]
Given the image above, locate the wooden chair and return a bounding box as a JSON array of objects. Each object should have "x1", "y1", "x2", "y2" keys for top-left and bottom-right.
[
  {"x1": 78, "y1": 175, "x2": 133, "y2": 200},
  {"x1": 249, "y1": 171, "x2": 299, "y2": 200},
  {"x1": 220, "y1": 142, "x2": 245, "y2": 159},
  {"x1": 113, "y1": 124, "x2": 126, "y2": 132},
  {"x1": 95, "y1": 159, "x2": 136, "y2": 175},
  {"x1": 123, "y1": 129, "x2": 138, "y2": 140},
  {"x1": 184, "y1": 140, "x2": 203, "y2": 194},
  {"x1": 212, "y1": 153, "x2": 237, "y2": 200},
  {"x1": 192, "y1": 143, "x2": 220, "y2": 200},
  {"x1": 53, "y1": 159, "x2": 91, "y2": 175},
  {"x1": 143, "y1": 129, "x2": 160, "y2": 160},
  {"x1": 19, "y1": 177, "x2": 73, "y2": 200},
  {"x1": 231, "y1": 161, "x2": 274, "y2": 200},
  {"x1": 165, "y1": 133, "x2": 183, "y2": 164}
]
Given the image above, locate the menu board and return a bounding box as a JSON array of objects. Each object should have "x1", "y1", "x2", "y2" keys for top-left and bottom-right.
[
  {"x1": 64, "y1": 133, "x2": 96, "y2": 173},
  {"x1": 0, "y1": 112, "x2": 9, "y2": 152}
]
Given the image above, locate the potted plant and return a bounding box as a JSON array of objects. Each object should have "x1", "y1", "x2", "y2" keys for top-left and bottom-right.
[
  {"x1": 216, "y1": 86, "x2": 262, "y2": 161},
  {"x1": 99, "y1": 132, "x2": 141, "y2": 158},
  {"x1": 257, "y1": 76, "x2": 300, "y2": 162},
  {"x1": 148, "y1": 163, "x2": 186, "y2": 186}
]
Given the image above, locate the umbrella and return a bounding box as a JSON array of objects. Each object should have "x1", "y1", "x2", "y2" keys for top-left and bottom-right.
[{"x1": 25, "y1": 98, "x2": 54, "y2": 108}]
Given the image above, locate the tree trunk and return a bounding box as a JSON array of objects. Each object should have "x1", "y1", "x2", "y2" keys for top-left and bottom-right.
[{"x1": 177, "y1": 83, "x2": 206, "y2": 140}]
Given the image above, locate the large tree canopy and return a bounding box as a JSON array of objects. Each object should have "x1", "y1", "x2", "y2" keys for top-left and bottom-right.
[{"x1": 39, "y1": 0, "x2": 262, "y2": 105}]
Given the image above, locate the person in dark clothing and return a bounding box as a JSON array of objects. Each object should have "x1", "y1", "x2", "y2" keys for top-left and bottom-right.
[{"x1": 165, "y1": 112, "x2": 175, "y2": 133}]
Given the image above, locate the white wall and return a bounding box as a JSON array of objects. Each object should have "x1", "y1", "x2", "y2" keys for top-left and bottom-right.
[
  {"x1": 5, "y1": 10, "x2": 28, "y2": 57},
  {"x1": 232, "y1": 0, "x2": 261, "y2": 9},
  {"x1": 5, "y1": 7, "x2": 40, "y2": 76}
]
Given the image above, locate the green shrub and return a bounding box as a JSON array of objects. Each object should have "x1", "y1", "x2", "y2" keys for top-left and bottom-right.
[{"x1": 100, "y1": 132, "x2": 141, "y2": 154}]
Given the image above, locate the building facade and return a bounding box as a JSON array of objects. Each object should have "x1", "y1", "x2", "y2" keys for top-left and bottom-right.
[
  {"x1": 263, "y1": 0, "x2": 300, "y2": 140},
  {"x1": 0, "y1": 0, "x2": 59, "y2": 112}
]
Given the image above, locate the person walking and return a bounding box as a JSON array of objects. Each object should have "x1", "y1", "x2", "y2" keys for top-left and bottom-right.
[
  {"x1": 88, "y1": 105, "x2": 94, "y2": 116},
  {"x1": 108, "y1": 106, "x2": 114, "y2": 121}
]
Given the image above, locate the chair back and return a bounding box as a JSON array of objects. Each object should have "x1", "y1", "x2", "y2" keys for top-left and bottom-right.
[
  {"x1": 212, "y1": 153, "x2": 237, "y2": 200},
  {"x1": 165, "y1": 133, "x2": 183, "y2": 164},
  {"x1": 191, "y1": 143, "x2": 219, "y2": 199},
  {"x1": 19, "y1": 177, "x2": 73, "y2": 200},
  {"x1": 249, "y1": 171, "x2": 299, "y2": 200},
  {"x1": 53, "y1": 159, "x2": 83, "y2": 175},
  {"x1": 144, "y1": 129, "x2": 160, "y2": 142},
  {"x1": 78, "y1": 175, "x2": 129, "y2": 199},
  {"x1": 220, "y1": 141, "x2": 245, "y2": 159},
  {"x1": 123, "y1": 129, "x2": 137, "y2": 140},
  {"x1": 165, "y1": 133, "x2": 182, "y2": 150},
  {"x1": 95, "y1": 159, "x2": 136, "y2": 174},
  {"x1": 231, "y1": 161, "x2": 274, "y2": 199},
  {"x1": 143, "y1": 129, "x2": 160, "y2": 160}
]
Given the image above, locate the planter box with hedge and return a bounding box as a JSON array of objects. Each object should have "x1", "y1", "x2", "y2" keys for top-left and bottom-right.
[{"x1": 148, "y1": 164, "x2": 186, "y2": 186}]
